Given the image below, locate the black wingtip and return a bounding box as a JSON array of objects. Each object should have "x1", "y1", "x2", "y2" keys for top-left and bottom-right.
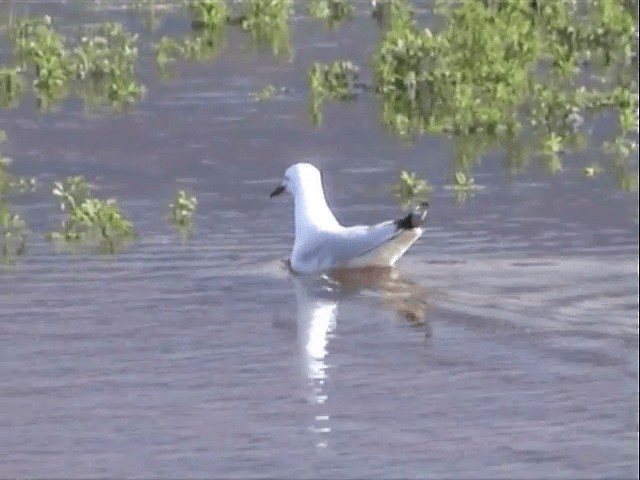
[{"x1": 396, "y1": 202, "x2": 429, "y2": 230}]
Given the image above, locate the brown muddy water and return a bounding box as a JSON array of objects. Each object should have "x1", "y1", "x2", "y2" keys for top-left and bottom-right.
[{"x1": 0, "y1": 2, "x2": 638, "y2": 478}]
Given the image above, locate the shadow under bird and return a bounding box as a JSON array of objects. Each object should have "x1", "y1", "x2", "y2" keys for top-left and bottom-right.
[{"x1": 270, "y1": 163, "x2": 428, "y2": 274}]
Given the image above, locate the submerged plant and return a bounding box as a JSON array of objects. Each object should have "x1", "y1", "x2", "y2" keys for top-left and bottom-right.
[{"x1": 48, "y1": 175, "x2": 135, "y2": 253}]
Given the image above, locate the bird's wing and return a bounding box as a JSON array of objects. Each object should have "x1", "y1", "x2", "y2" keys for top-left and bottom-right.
[
  {"x1": 292, "y1": 205, "x2": 429, "y2": 272},
  {"x1": 293, "y1": 223, "x2": 418, "y2": 271},
  {"x1": 338, "y1": 203, "x2": 429, "y2": 264}
]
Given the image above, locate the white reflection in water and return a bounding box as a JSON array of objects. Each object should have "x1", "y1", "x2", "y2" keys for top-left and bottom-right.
[
  {"x1": 291, "y1": 266, "x2": 430, "y2": 450},
  {"x1": 293, "y1": 277, "x2": 337, "y2": 448}
]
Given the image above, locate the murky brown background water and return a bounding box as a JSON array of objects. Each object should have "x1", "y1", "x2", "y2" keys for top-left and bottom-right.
[{"x1": 1, "y1": 1, "x2": 638, "y2": 478}]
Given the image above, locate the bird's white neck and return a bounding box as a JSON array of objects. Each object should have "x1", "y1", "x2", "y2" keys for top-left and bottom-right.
[{"x1": 293, "y1": 180, "x2": 340, "y2": 236}]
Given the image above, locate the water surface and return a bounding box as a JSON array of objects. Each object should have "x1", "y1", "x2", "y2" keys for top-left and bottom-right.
[{"x1": 0, "y1": 2, "x2": 638, "y2": 478}]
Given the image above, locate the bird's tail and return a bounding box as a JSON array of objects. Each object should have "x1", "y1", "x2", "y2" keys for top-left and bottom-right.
[{"x1": 396, "y1": 202, "x2": 429, "y2": 230}]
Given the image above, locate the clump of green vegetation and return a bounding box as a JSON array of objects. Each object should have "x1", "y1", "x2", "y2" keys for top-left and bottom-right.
[
  {"x1": 9, "y1": 15, "x2": 70, "y2": 107},
  {"x1": 154, "y1": 0, "x2": 228, "y2": 73},
  {"x1": 7, "y1": 16, "x2": 144, "y2": 110},
  {"x1": 47, "y1": 175, "x2": 135, "y2": 253},
  {"x1": 235, "y1": 0, "x2": 293, "y2": 57},
  {"x1": 0, "y1": 66, "x2": 24, "y2": 108},
  {"x1": 390, "y1": 170, "x2": 430, "y2": 208},
  {"x1": 450, "y1": 171, "x2": 478, "y2": 203},
  {"x1": 189, "y1": 0, "x2": 229, "y2": 30},
  {"x1": 371, "y1": 0, "x2": 413, "y2": 28},
  {"x1": 309, "y1": 0, "x2": 354, "y2": 28},
  {"x1": 169, "y1": 188, "x2": 197, "y2": 227},
  {"x1": 73, "y1": 23, "x2": 145, "y2": 109},
  {"x1": 369, "y1": 0, "x2": 638, "y2": 190},
  {"x1": 308, "y1": 60, "x2": 360, "y2": 125},
  {"x1": 169, "y1": 189, "x2": 197, "y2": 236}
]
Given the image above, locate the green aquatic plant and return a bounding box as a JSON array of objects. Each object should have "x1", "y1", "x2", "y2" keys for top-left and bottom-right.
[
  {"x1": 9, "y1": 15, "x2": 71, "y2": 107},
  {"x1": 390, "y1": 170, "x2": 430, "y2": 208},
  {"x1": 169, "y1": 189, "x2": 197, "y2": 237},
  {"x1": 50, "y1": 175, "x2": 91, "y2": 213},
  {"x1": 236, "y1": 0, "x2": 293, "y2": 57},
  {"x1": 309, "y1": 0, "x2": 354, "y2": 28},
  {"x1": 252, "y1": 84, "x2": 278, "y2": 100},
  {"x1": 0, "y1": 130, "x2": 34, "y2": 260},
  {"x1": 0, "y1": 202, "x2": 27, "y2": 259},
  {"x1": 73, "y1": 22, "x2": 145, "y2": 109},
  {"x1": 452, "y1": 171, "x2": 475, "y2": 190},
  {"x1": 153, "y1": 0, "x2": 228, "y2": 73},
  {"x1": 6, "y1": 16, "x2": 145, "y2": 111},
  {"x1": 308, "y1": 60, "x2": 360, "y2": 125},
  {"x1": 154, "y1": 33, "x2": 225, "y2": 75},
  {"x1": 48, "y1": 175, "x2": 135, "y2": 253},
  {"x1": 0, "y1": 133, "x2": 37, "y2": 195},
  {"x1": 445, "y1": 170, "x2": 480, "y2": 204},
  {"x1": 583, "y1": 163, "x2": 601, "y2": 177},
  {"x1": 188, "y1": 0, "x2": 228, "y2": 30},
  {"x1": 368, "y1": 0, "x2": 638, "y2": 188},
  {"x1": 371, "y1": 0, "x2": 413, "y2": 28},
  {"x1": 0, "y1": 66, "x2": 24, "y2": 108}
]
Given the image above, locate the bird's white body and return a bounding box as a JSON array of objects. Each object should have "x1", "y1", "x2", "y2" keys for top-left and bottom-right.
[{"x1": 271, "y1": 163, "x2": 427, "y2": 274}]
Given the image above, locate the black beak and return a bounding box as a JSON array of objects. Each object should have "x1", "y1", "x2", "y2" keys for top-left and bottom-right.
[{"x1": 270, "y1": 185, "x2": 285, "y2": 198}]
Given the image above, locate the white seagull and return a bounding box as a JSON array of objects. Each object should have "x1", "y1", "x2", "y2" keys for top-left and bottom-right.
[{"x1": 270, "y1": 163, "x2": 428, "y2": 274}]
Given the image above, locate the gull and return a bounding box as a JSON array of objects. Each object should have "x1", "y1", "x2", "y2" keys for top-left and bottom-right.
[{"x1": 270, "y1": 163, "x2": 428, "y2": 274}]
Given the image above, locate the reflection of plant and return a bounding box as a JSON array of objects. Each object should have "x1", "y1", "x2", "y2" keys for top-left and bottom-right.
[
  {"x1": 48, "y1": 176, "x2": 135, "y2": 253},
  {"x1": 390, "y1": 170, "x2": 430, "y2": 208},
  {"x1": 169, "y1": 189, "x2": 197, "y2": 231}
]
